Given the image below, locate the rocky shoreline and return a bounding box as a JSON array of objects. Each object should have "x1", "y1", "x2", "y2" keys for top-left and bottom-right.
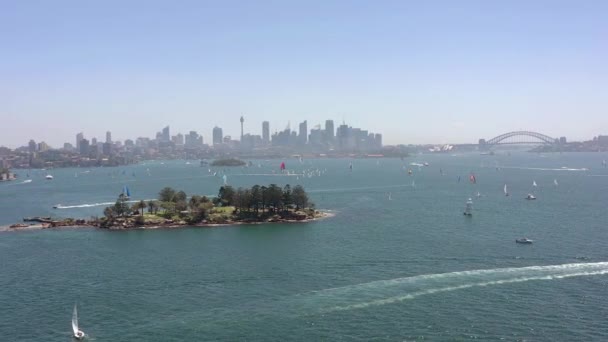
[{"x1": 3, "y1": 211, "x2": 333, "y2": 232}]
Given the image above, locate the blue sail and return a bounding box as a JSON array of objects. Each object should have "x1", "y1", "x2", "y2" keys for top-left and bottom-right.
[{"x1": 126, "y1": 186, "x2": 131, "y2": 197}]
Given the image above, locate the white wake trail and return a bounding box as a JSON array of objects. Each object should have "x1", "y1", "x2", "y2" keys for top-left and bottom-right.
[{"x1": 299, "y1": 262, "x2": 608, "y2": 313}]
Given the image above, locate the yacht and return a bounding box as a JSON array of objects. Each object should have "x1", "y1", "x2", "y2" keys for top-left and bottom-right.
[
  {"x1": 525, "y1": 193, "x2": 536, "y2": 200},
  {"x1": 463, "y1": 198, "x2": 473, "y2": 216},
  {"x1": 45, "y1": 175, "x2": 53, "y2": 180},
  {"x1": 516, "y1": 238, "x2": 533, "y2": 244}
]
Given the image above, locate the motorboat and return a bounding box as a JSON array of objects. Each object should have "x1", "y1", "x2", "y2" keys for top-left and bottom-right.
[
  {"x1": 463, "y1": 198, "x2": 473, "y2": 216},
  {"x1": 516, "y1": 238, "x2": 533, "y2": 244},
  {"x1": 53, "y1": 204, "x2": 60, "y2": 209},
  {"x1": 525, "y1": 193, "x2": 536, "y2": 200},
  {"x1": 45, "y1": 175, "x2": 53, "y2": 180},
  {"x1": 72, "y1": 304, "x2": 85, "y2": 340}
]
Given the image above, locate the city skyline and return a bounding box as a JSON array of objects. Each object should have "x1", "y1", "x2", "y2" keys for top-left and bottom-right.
[{"x1": 2, "y1": 1, "x2": 607, "y2": 148}]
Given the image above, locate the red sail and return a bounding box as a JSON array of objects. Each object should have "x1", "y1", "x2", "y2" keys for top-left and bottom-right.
[
  {"x1": 469, "y1": 174, "x2": 476, "y2": 184},
  {"x1": 280, "y1": 162, "x2": 286, "y2": 170}
]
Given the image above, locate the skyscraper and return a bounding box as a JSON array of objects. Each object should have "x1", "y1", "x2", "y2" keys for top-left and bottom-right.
[
  {"x1": 325, "y1": 120, "x2": 334, "y2": 142},
  {"x1": 162, "y1": 126, "x2": 170, "y2": 142},
  {"x1": 28, "y1": 139, "x2": 36, "y2": 153},
  {"x1": 262, "y1": 121, "x2": 270, "y2": 143},
  {"x1": 76, "y1": 132, "x2": 84, "y2": 151},
  {"x1": 213, "y1": 126, "x2": 223, "y2": 145},
  {"x1": 106, "y1": 131, "x2": 112, "y2": 144},
  {"x1": 298, "y1": 120, "x2": 308, "y2": 145},
  {"x1": 240, "y1": 116, "x2": 244, "y2": 141}
]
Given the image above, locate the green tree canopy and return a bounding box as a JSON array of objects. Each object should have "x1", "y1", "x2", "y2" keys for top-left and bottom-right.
[
  {"x1": 292, "y1": 185, "x2": 309, "y2": 210},
  {"x1": 159, "y1": 187, "x2": 176, "y2": 202}
]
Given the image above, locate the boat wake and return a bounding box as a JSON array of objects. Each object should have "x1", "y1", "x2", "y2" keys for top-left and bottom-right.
[
  {"x1": 297, "y1": 262, "x2": 608, "y2": 313},
  {"x1": 55, "y1": 199, "x2": 157, "y2": 209},
  {"x1": 124, "y1": 262, "x2": 608, "y2": 332},
  {"x1": 498, "y1": 166, "x2": 588, "y2": 171},
  {"x1": 308, "y1": 184, "x2": 413, "y2": 193}
]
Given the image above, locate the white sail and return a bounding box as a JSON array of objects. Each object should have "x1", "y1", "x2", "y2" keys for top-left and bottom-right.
[
  {"x1": 72, "y1": 304, "x2": 79, "y2": 336},
  {"x1": 532, "y1": 180, "x2": 537, "y2": 187},
  {"x1": 554, "y1": 179, "x2": 558, "y2": 186},
  {"x1": 504, "y1": 184, "x2": 508, "y2": 196}
]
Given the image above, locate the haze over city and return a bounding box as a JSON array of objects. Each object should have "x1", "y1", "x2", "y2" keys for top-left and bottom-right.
[{"x1": 2, "y1": 0, "x2": 607, "y2": 148}]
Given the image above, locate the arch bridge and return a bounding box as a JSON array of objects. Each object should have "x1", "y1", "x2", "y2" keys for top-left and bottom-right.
[{"x1": 479, "y1": 131, "x2": 558, "y2": 147}]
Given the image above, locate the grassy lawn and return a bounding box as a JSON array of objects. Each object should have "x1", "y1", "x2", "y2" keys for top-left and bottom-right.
[{"x1": 211, "y1": 206, "x2": 235, "y2": 214}]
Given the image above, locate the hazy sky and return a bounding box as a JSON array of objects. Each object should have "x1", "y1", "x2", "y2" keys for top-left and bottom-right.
[{"x1": 1, "y1": 0, "x2": 607, "y2": 148}]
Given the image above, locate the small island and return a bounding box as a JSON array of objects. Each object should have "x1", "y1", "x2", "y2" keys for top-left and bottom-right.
[
  {"x1": 210, "y1": 158, "x2": 246, "y2": 167},
  {"x1": 98, "y1": 183, "x2": 324, "y2": 229},
  {"x1": 5, "y1": 184, "x2": 328, "y2": 231}
]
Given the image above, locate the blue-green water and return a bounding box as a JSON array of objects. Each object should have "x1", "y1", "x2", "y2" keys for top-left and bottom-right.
[{"x1": 2, "y1": 153, "x2": 608, "y2": 341}]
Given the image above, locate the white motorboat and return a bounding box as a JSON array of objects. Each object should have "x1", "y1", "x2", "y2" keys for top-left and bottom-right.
[
  {"x1": 463, "y1": 198, "x2": 473, "y2": 216},
  {"x1": 45, "y1": 175, "x2": 53, "y2": 180},
  {"x1": 516, "y1": 238, "x2": 533, "y2": 244},
  {"x1": 525, "y1": 193, "x2": 536, "y2": 200},
  {"x1": 72, "y1": 304, "x2": 85, "y2": 340}
]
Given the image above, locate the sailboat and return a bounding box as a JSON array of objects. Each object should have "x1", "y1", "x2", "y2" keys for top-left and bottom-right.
[
  {"x1": 222, "y1": 174, "x2": 228, "y2": 185},
  {"x1": 464, "y1": 198, "x2": 473, "y2": 216},
  {"x1": 122, "y1": 186, "x2": 131, "y2": 199},
  {"x1": 349, "y1": 162, "x2": 353, "y2": 171},
  {"x1": 280, "y1": 162, "x2": 286, "y2": 172},
  {"x1": 72, "y1": 304, "x2": 85, "y2": 339},
  {"x1": 554, "y1": 179, "x2": 559, "y2": 186},
  {"x1": 504, "y1": 184, "x2": 509, "y2": 196},
  {"x1": 388, "y1": 192, "x2": 392, "y2": 201},
  {"x1": 476, "y1": 191, "x2": 481, "y2": 198},
  {"x1": 533, "y1": 180, "x2": 537, "y2": 187}
]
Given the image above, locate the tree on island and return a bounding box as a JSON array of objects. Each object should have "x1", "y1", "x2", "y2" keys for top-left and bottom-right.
[
  {"x1": 147, "y1": 200, "x2": 159, "y2": 214},
  {"x1": 211, "y1": 158, "x2": 246, "y2": 167},
  {"x1": 113, "y1": 194, "x2": 131, "y2": 217},
  {"x1": 132, "y1": 200, "x2": 146, "y2": 217},
  {"x1": 292, "y1": 185, "x2": 309, "y2": 210},
  {"x1": 216, "y1": 186, "x2": 235, "y2": 206},
  {"x1": 159, "y1": 187, "x2": 176, "y2": 202}
]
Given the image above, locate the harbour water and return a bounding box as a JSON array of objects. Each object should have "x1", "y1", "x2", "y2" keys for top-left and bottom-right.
[{"x1": 1, "y1": 152, "x2": 608, "y2": 341}]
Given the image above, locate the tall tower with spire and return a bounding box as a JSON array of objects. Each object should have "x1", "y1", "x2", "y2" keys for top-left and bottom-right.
[{"x1": 240, "y1": 116, "x2": 244, "y2": 141}]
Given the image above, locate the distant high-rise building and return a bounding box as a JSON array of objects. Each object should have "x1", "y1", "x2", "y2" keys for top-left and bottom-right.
[
  {"x1": 28, "y1": 139, "x2": 36, "y2": 153},
  {"x1": 37, "y1": 141, "x2": 49, "y2": 152},
  {"x1": 298, "y1": 120, "x2": 308, "y2": 145},
  {"x1": 106, "y1": 131, "x2": 112, "y2": 144},
  {"x1": 79, "y1": 138, "x2": 90, "y2": 155},
  {"x1": 102, "y1": 142, "x2": 112, "y2": 155},
  {"x1": 325, "y1": 120, "x2": 334, "y2": 142},
  {"x1": 162, "y1": 126, "x2": 170, "y2": 142},
  {"x1": 185, "y1": 131, "x2": 202, "y2": 147},
  {"x1": 240, "y1": 116, "x2": 245, "y2": 141},
  {"x1": 374, "y1": 133, "x2": 382, "y2": 148},
  {"x1": 63, "y1": 143, "x2": 74, "y2": 150},
  {"x1": 91, "y1": 137, "x2": 97, "y2": 146},
  {"x1": 76, "y1": 132, "x2": 84, "y2": 150},
  {"x1": 213, "y1": 127, "x2": 223, "y2": 145},
  {"x1": 262, "y1": 121, "x2": 270, "y2": 143},
  {"x1": 172, "y1": 133, "x2": 184, "y2": 145},
  {"x1": 309, "y1": 127, "x2": 324, "y2": 146}
]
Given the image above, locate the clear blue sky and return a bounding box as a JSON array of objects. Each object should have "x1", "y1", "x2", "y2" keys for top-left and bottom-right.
[{"x1": 1, "y1": 0, "x2": 607, "y2": 147}]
